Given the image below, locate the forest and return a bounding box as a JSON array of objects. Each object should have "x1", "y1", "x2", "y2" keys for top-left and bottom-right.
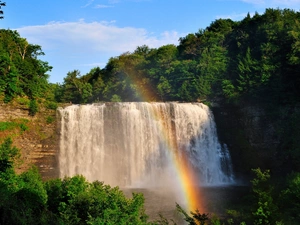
[{"x1": 0, "y1": 7, "x2": 300, "y2": 225}]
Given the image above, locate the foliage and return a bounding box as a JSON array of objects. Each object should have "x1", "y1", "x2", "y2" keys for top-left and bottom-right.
[
  {"x1": 0, "y1": 137, "x2": 154, "y2": 225},
  {"x1": 250, "y1": 168, "x2": 279, "y2": 225},
  {"x1": 0, "y1": 8, "x2": 299, "y2": 106},
  {"x1": 280, "y1": 172, "x2": 300, "y2": 223},
  {"x1": 45, "y1": 100, "x2": 58, "y2": 110},
  {"x1": 175, "y1": 203, "x2": 209, "y2": 225},
  {"x1": 59, "y1": 70, "x2": 93, "y2": 104},
  {"x1": 0, "y1": 137, "x2": 19, "y2": 172},
  {"x1": 0, "y1": 29, "x2": 52, "y2": 102},
  {"x1": 16, "y1": 97, "x2": 30, "y2": 106},
  {"x1": 0, "y1": 120, "x2": 28, "y2": 133},
  {"x1": 51, "y1": 9, "x2": 300, "y2": 106},
  {"x1": 19, "y1": 122, "x2": 28, "y2": 132},
  {"x1": 111, "y1": 94, "x2": 122, "y2": 102},
  {"x1": 45, "y1": 176, "x2": 150, "y2": 225},
  {"x1": 0, "y1": 121, "x2": 18, "y2": 131},
  {"x1": 29, "y1": 99, "x2": 38, "y2": 116},
  {"x1": 46, "y1": 116, "x2": 55, "y2": 124}
]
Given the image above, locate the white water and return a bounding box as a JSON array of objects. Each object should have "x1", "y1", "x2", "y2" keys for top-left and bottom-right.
[{"x1": 58, "y1": 102, "x2": 234, "y2": 188}]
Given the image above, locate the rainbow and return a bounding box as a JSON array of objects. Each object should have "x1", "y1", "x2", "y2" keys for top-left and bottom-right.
[
  {"x1": 122, "y1": 71, "x2": 205, "y2": 213},
  {"x1": 149, "y1": 106, "x2": 204, "y2": 213}
]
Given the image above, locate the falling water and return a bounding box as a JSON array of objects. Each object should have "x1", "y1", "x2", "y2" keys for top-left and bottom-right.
[{"x1": 57, "y1": 102, "x2": 234, "y2": 188}]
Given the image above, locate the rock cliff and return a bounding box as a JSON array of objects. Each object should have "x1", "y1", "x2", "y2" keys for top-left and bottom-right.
[
  {"x1": 0, "y1": 102, "x2": 59, "y2": 180},
  {"x1": 212, "y1": 101, "x2": 300, "y2": 179}
]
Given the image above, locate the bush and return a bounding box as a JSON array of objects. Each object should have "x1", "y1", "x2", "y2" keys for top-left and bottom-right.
[
  {"x1": 0, "y1": 120, "x2": 29, "y2": 133},
  {"x1": 111, "y1": 94, "x2": 122, "y2": 102},
  {"x1": 0, "y1": 137, "x2": 152, "y2": 225},
  {"x1": 45, "y1": 101, "x2": 58, "y2": 110},
  {"x1": 16, "y1": 97, "x2": 30, "y2": 106},
  {"x1": 45, "y1": 176, "x2": 150, "y2": 225},
  {"x1": 29, "y1": 99, "x2": 38, "y2": 116},
  {"x1": 19, "y1": 123, "x2": 28, "y2": 132},
  {"x1": 46, "y1": 116, "x2": 55, "y2": 124},
  {"x1": 251, "y1": 168, "x2": 278, "y2": 225},
  {"x1": 280, "y1": 172, "x2": 300, "y2": 223},
  {"x1": 0, "y1": 137, "x2": 20, "y2": 172},
  {"x1": 0, "y1": 121, "x2": 17, "y2": 131}
]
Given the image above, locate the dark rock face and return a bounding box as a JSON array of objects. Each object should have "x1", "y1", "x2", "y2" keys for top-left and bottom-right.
[
  {"x1": 212, "y1": 99, "x2": 300, "y2": 179},
  {"x1": 211, "y1": 102, "x2": 281, "y2": 179}
]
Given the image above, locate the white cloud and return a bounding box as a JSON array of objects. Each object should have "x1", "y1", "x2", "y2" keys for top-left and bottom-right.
[
  {"x1": 94, "y1": 4, "x2": 114, "y2": 8},
  {"x1": 16, "y1": 20, "x2": 180, "y2": 53},
  {"x1": 15, "y1": 20, "x2": 181, "y2": 82},
  {"x1": 82, "y1": 0, "x2": 95, "y2": 8}
]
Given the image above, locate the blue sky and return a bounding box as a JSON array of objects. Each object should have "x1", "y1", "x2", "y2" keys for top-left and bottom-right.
[{"x1": 1, "y1": 0, "x2": 299, "y2": 83}]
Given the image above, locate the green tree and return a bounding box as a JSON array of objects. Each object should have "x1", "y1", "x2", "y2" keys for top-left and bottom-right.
[
  {"x1": 29, "y1": 98, "x2": 39, "y2": 116},
  {"x1": 0, "y1": 137, "x2": 19, "y2": 172},
  {"x1": 45, "y1": 176, "x2": 150, "y2": 225},
  {"x1": 251, "y1": 168, "x2": 278, "y2": 225},
  {"x1": 111, "y1": 94, "x2": 122, "y2": 102},
  {"x1": 11, "y1": 167, "x2": 48, "y2": 225},
  {"x1": 236, "y1": 47, "x2": 261, "y2": 96},
  {"x1": 0, "y1": 139, "x2": 50, "y2": 225},
  {"x1": 0, "y1": 29, "x2": 52, "y2": 102},
  {"x1": 280, "y1": 172, "x2": 300, "y2": 222},
  {"x1": 157, "y1": 76, "x2": 171, "y2": 101},
  {"x1": 288, "y1": 20, "x2": 300, "y2": 65},
  {"x1": 61, "y1": 70, "x2": 82, "y2": 103},
  {"x1": 178, "y1": 33, "x2": 202, "y2": 60}
]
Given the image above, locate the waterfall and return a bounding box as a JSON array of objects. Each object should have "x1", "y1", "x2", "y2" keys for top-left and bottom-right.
[{"x1": 58, "y1": 102, "x2": 234, "y2": 188}]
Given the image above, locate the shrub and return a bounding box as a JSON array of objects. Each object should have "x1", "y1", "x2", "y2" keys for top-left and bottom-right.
[
  {"x1": 29, "y1": 99, "x2": 38, "y2": 116},
  {"x1": 19, "y1": 123, "x2": 28, "y2": 132},
  {"x1": 16, "y1": 97, "x2": 30, "y2": 106},
  {"x1": 0, "y1": 121, "x2": 17, "y2": 131},
  {"x1": 45, "y1": 176, "x2": 149, "y2": 225},
  {"x1": 280, "y1": 172, "x2": 300, "y2": 223},
  {"x1": 0, "y1": 138, "x2": 20, "y2": 172},
  {"x1": 251, "y1": 168, "x2": 278, "y2": 225},
  {"x1": 46, "y1": 116, "x2": 55, "y2": 124},
  {"x1": 0, "y1": 120, "x2": 29, "y2": 133},
  {"x1": 45, "y1": 101, "x2": 58, "y2": 110},
  {"x1": 111, "y1": 94, "x2": 122, "y2": 102}
]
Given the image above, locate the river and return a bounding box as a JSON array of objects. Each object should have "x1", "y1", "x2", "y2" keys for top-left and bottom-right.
[{"x1": 123, "y1": 185, "x2": 249, "y2": 224}]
